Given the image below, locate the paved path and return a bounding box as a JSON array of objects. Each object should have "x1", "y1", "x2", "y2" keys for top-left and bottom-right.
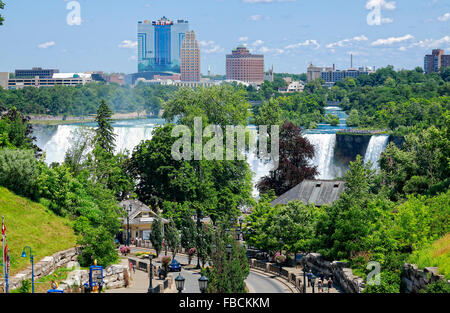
[{"x1": 115, "y1": 247, "x2": 294, "y2": 293}]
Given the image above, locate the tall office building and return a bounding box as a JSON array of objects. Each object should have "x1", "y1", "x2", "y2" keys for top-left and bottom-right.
[
  {"x1": 226, "y1": 46, "x2": 264, "y2": 84},
  {"x1": 424, "y1": 49, "x2": 450, "y2": 74},
  {"x1": 138, "y1": 17, "x2": 189, "y2": 73},
  {"x1": 181, "y1": 31, "x2": 201, "y2": 82}
]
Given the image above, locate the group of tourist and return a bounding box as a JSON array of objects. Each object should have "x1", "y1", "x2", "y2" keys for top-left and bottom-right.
[{"x1": 306, "y1": 270, "x2": 334, "y2": 293}]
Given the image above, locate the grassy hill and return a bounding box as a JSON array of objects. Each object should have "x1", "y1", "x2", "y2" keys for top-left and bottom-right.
[
  {"x1": 0, "y1": 187, "x2": 77, "y2": 276},
  {"x1": 409, "y1": 233, "x2": 450, "y2": 279}
]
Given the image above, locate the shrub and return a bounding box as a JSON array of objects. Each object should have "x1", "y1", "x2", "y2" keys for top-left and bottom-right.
[
  {"x1": 120, "y1": 246, "x2": 131, "y2": 255},
  {"x1": 0, "y1": 149, "x2": 40, "y2": 200}
]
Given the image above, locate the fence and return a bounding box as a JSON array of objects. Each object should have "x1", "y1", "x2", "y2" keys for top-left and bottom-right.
[{"x1": 249, "y1": 259, "x2": 304, "y2": 293}]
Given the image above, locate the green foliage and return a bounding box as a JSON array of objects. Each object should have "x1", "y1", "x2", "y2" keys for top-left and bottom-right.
[
  {"x1": 0, "y1": 149, "x2": 40, "y2": 200},
  {"x1": 163, "y1": 85, "x2": 252, "y2": 128},
  {"x1": 165, "y1": 219, "x2": 180, "y2": 258},
  {"x1": 0, "y1": 83, "x2": 176, "y2": 116},
  {"x1": 325, "y1": 113, "x2": 340, "y2": 126},
  {"x1": 206, "y1": 225, "x2": 249, "y2": 293},
  {"x1": 419, "y1": 280, "x2": 450, "y2": 293},
  {"x1": 409, "y1": 234, "x2": 450, "y2": 279},
  {"x1": 0, "y1": 107, "x2": 41, "y2": 155},
  {"x1": 346, "y1": 109, "x2": 360, "y2": 127},
  {"x1": 150, "y1": 216, "x2": 163, "y2": 256},
  {"x1": 0, "y1": 1, "x2": 4, "y2": 25},
  {"x1": 95, "y1": 100, "x2": 116, "y2": 154},
  {"x1": 17, "y1": 280, "x2": 32, "y2": 293}
]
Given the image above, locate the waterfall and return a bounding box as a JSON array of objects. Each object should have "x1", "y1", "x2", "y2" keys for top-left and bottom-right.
[
  {"x1": 40, "y1": 123, "x2": 158, "y2": 165},
  {"x1": 304, "y1": 134, "x2": 337, "y2": 180},
  {"x1": 364, "y1": 135, "x2": 389, "y2": 170}
]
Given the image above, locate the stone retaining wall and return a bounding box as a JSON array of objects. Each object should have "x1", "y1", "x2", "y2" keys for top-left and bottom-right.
[
  {"x1": 8, "y1": 247, "x2": 80, "y2": 291},
  {"x1": 128, "y1": 257, "x2": 174, "y2": 293},
  {"x1": 301, "y1": 253, "x2": 364, "y2": 293},
  {"x1": 401, "y1": 264, "x2": 447, "y2": 293}
]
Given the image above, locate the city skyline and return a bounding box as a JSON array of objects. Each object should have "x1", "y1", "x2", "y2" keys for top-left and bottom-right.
[{"x1": 0, "y1": 0, "x2": 449, "y2": 75}]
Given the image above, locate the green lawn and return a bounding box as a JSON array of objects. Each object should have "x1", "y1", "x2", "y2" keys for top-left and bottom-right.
[
  {"x1": 0, "y1": 187, "x2": 77, "y2": 276},
  {"x1": 409, "y1": 233, "x2": 450, "y2": 279}
]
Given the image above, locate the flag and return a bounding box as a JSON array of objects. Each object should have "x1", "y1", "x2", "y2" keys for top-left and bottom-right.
[
  {"x1": 3, "y1": 241, "x2": 7, "y2": 263},
  {"x1": 1, "y1": 219, "x2": 5, "y2": 236}
]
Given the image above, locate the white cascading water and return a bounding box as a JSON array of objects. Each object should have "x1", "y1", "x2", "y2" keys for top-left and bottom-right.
[
  {"x1": 364, "y1": 135, "x2": 389, "y2": 171},
  {"x1": 304, "y1": 134, "x2": 337, "y2": 180}
]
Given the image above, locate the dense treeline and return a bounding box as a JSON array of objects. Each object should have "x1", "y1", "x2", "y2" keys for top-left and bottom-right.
[
  {"x1": 328, "y1": 66, "x2": 450, "y2": 133},
  {"x1": 247, "y1": 66, "x2": 450, "y2": 293},
  {"x1": 0, "y1": 82, "x2": 178, "y2": 116}
]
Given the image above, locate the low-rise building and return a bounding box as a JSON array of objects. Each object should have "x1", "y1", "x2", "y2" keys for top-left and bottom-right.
[
  {"x1": 271, "y1": 179, "x2": 345, "y2": 207},
  {"x1": 279, "y1": 80, "x2": 305, "y2": 93},
  {"x1": 6, "y1": 72, "x2": 93, "y2": 89},
  {"x1": 119, "y1": 199, "x2": 168, "y2": 244}
]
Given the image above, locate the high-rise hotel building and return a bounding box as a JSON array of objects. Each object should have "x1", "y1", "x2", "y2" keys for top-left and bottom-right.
[
  {"x1": 181, "y1": 31, "x2": 201, "y2": 82},
  {"x1": 138, "y1": 17, "x2": 189, "y2": 73},
  {"x1": 424, "y1": 49, "x2": 450, "y2": 74},
  {"x1": 226, "y1": 46, "x2": 264, "y2": 84}
]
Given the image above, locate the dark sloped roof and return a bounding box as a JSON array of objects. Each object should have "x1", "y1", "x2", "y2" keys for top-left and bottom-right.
[{"x1": 271, "y1": 180, "x2": 345, "y2": 207}]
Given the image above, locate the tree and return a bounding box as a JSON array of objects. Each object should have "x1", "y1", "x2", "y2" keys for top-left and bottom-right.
[
  {"x1": 269, "y1": 201, "x2": 325, "y2": 258},
  {"x1": 206, "y1": 225, "x2": 249, "y2": 293},
  {"x1": 0, "y1": 149, "x2": 40, "y2": 200},
  {"x1": 151, "y1": 216, "x2": 163, "y2": 256},
  {"x1": 94, "y1": 99, "x2": 116, "y2": 154},
  {"x1": 64, "y1": 127, "x2": 96, "y2": 176},
  {"x1": 165, "y1": 219, "x2": 180, "y2": 258},
  {"x1": 0, "y1": 107, "x2": 41, "y2": 156},
  {"x1": 257, "y1": 121, "x2": 318, "y2": 196},
  {"x1": 0, "y1": 1, "x2": 4, "y2": 25}
]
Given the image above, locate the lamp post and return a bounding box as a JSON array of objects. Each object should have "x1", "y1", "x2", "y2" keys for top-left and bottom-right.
[
  {"x1": 124, "y1": 204, "x2": 132, "y2": 247},
  {"x1": 21, "y1": 246, "x2": 34, "y2": 293},
  {"x1": 148, "y1": 254, "x2": 155, "y2": 293},
  {"x1": 196, "y1": 211, "x2": 201, "y2": 269},
  {"x1": 226, "y1": 244, "x2": 232, "y2": 261},
  {"x1": 302, "y1": 267, "x2": 307, "y2": 293},
  {"x1": 175, "y1": 273, "x2": 185, "y2": 293},
  {"x1": 311, "y1": 275, "x2": 316, "y2": 294},
  {"x1": 198, "y1": 275, "x2": 209, "y2": 293}
]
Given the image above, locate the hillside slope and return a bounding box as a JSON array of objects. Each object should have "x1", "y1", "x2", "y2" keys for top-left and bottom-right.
[{"x1": 0, "y1": 187, "x2": 77, "y2": 276}]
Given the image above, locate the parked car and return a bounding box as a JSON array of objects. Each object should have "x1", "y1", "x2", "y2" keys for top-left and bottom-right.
[{"x1": 168, "y1": 259, "x2": 181, "y2": 272}]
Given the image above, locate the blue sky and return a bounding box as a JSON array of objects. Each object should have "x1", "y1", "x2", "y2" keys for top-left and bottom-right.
[{"x1": 0, "y1": 0, "x2": 449, "y2": 75}]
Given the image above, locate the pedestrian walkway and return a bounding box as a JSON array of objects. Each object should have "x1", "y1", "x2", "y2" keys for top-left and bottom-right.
[
  {"x1": 105, "y1": 258, "x2": 176, "y2": 293},
  {"x1": 289, "y1": 267, "x2": 341, "y2": 293}
]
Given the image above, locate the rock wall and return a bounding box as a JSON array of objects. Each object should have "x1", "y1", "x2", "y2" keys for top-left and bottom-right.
[
  {"x1": 8, "y1": 247, "x2": 129, "y2": 292},
  {"x1": 301, "y1": 253, "x2": 364, "y2": 293},
  {"x1": 60, "y1": 263, "x2": 130, "y2": 292},
  {"x1": 334, "y1": 134, "x2": 372, "y2": 169},
  {"x1": 401, "y1": 264, "x2": 447, "y2": 293},
  {"x1": 9, "y1": 247, "x2": 80, "y2": 291}
]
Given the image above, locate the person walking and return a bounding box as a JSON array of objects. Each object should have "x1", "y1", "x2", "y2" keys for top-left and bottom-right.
[
  {"x1": 307, "y1": 270, "x2": 312, "y2": 287},
  {"x1": 327, "y1": 277, "x2": 333, "y2": 293},
  {"x1": 317, "y1": 278, "x2": 323, "y2": 293}
]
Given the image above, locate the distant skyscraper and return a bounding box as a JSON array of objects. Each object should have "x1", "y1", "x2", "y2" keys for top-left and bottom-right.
[
  {"x1": 226, "y1": 46, "x2": 264, "y2": 84},
  {"x1": 181, "y1": 31, "x2": 201, "y2": 82},
  {"x1": 138, "y1": 17, "x2": 189, "y2": 73},
  {"x1": 424, "y1": 49, "x2": 450, "y2": 74}
]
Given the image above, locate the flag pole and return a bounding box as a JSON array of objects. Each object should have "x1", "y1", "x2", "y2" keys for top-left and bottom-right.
[{"x1": 2, "y1": 216, "x2": 5, "y2": 293}]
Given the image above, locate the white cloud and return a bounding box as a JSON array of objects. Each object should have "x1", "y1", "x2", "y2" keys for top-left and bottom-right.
[
  {"x1": 249, "y1": 15, "x2": 262, "y2": 21},
  {"x1": 199, "y1": 40, "x2": 224, "y2": 54},
  {"x1": 118, "y1": 40, "x2": 138, "y2": 49},
  {"x1": 371, "y1": 34, "x2": 414, "y2": 46},
  {"x1": 285, "y1": 39, "x2": 320, "y2": 50},
  {"x1": 252, "y1": 40, "x2": 264, "y2": 46},
  {"x1": 254, "y1": 46, "x2": 285, "y2": 55},
  {"x1": 365, "y1": 0, "x2": 396, "y2": 11},
  {"x1": 326, "y1": 35, "x2": 368, "y2": 49},
  {"x1": 38, "y1": 41, "x2": 56, "y2": 49},
  {"x1": 238, "y1": 36, "x2": 249, "y2": 42},
  {"x1": 438, "y1": 13, "x2": 450, "y2": 22}
]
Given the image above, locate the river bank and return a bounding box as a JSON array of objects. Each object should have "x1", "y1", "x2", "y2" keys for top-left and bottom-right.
[{"x1": 29, "y1": 111, "x2": 156, "y2": 125}]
